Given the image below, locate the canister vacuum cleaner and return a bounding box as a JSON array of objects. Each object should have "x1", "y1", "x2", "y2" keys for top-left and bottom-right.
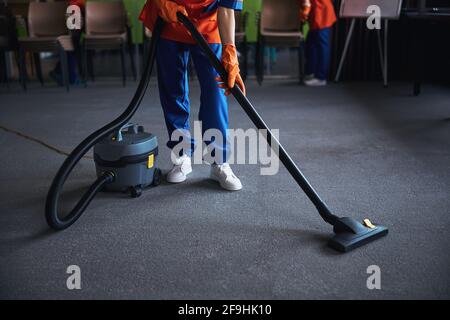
[
  {"x1": 93, "y1": 123, "x2": 160, "y2": 197},
  {"x1": 46, "y1": 14, "x2": 387, "y2": 252},
  {"x1": 45, "y1": 19, "x2": 165, "y2": 230}
]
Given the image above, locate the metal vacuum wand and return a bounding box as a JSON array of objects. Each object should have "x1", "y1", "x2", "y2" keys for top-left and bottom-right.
[{"x1": 177, "y1": 12, "x2": 388, "y2": 252}]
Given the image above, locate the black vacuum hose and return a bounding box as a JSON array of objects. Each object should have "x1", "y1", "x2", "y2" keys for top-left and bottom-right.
[
  {"x1": 45, "y1": 18, "x2": 164, "y2": 230},
  {"x1": 46, "y1": 171, "x2": 116, "y2": 229}
]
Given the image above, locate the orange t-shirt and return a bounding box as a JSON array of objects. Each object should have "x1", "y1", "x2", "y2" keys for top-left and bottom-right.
[
  {"x1": 309, "y1": 0, "x2": 336, "y2": 30},
  {"x1": 139, "y1": 0, "x2": 243, "y2": 44},
  {"x1": 69, "y1": 0, "x2": 85, "y2": 8}
]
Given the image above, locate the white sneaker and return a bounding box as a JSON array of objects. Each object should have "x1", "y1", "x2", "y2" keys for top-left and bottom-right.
[
  {"x1": 210, "y1": 163, "x2": 242, "y2": 191},
  {"x1": 304, "y1": 78, "x2": 327, "y2": 86},
  {"x1": 167, "y1": 155, "x2": 192, "y2": 183}
]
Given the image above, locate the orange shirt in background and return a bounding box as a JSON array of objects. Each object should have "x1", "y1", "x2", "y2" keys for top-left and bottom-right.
[
  {"x1": 69, "y1": 0, "x2": 86, "y2": 8},
  {"x1": 309, "y1": 0, "x2": 336, "y2": 30}
]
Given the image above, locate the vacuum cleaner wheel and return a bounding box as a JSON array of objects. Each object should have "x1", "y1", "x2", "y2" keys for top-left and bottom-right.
[
  {"x1": 152, "y1": 168, "x2": 162, "y2": 186},
  {"x1": 129, "y1": 185, "x2": 143, "y2": 198}
]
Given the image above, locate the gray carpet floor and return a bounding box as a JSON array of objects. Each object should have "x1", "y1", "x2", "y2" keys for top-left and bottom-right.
[{"x1": 0, "y1": 79, "x2": 449, "y2": 299}]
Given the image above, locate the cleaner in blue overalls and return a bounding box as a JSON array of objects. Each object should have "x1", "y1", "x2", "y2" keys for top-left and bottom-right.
[
  {"x1": 300, "y1": 0, "x2": 336, "y2": 86},
  {"x1": 140, "y1": 0, "x2": 245, "y2": 191}
]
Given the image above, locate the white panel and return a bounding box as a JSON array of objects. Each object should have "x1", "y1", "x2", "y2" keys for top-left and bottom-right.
[{"x1": 339, "y1": 0, "x2": 403, "y2": 19}]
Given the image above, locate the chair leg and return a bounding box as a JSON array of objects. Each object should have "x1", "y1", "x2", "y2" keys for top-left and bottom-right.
[
  {"x1": 4, "y1": 54, "x2": 9, "y2": 88},
  {"x1": 0, "y1": 50, "x2": 5, "y2": 86},
  {"x1": 14, "y1": 50, "x2": 21, "y2": 83},
  {"x1": 18, "y1": 46, "x2": 27, "y2": 91},
  {"x1": 2, "y1": 51, "x2": 10, "y2": 89},
  {"x1": 143, "y1": 39, "x2": 149, "y2": 71},
  {"x1": 256, "y1": 38, "x2": 265, "y2": 85},
  {"x1": 4, "y1": 52, "x2": 9, "y2": 88},
  {"x1": 82, "y1": 44, "x2": 88, "y2": 87},
  {"x1": 255, "y1": 41, "x2": 260, "y2": 84},
  {"x1": 33, "y1": 53, "x2": 44, "y2": 86},
  {"x1": 59, "y1": 46, "x2": 70, "y2": 92},
  {"x1": 120, "y1": 44, "x2": 126, "y2": 87},
  {"x1": 143, "y1": 38, "x2": 154, "y2": 76},
  {"x1": 87, "y1": 50, "x2": 95, "y2": 82},
  {"x1": 298, "y1": 40, "x2": 305, "y2": 84},
  {"x1": 75, "y1": 42, "x2": 83, "y2": 77},
  {"x1": 128, "y1": 43, "x2": 137, "y2": 81}
]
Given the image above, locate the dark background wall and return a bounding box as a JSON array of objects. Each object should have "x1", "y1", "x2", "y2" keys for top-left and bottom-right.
[{"x1": 330, "y1": 0, "x2": 450, "y2": 82}]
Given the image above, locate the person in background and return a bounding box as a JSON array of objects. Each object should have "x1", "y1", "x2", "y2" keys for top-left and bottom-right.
[
  {"x1": 49, "y1": 0, "x2": 85, "y2": 85},
  {"x1": 300, "y1": 0, "x2": 336, "y2": 86}
]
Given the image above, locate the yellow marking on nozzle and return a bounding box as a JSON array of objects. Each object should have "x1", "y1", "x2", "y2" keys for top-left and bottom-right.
[{"x1": 363, "y1": 219, "x2": 376, "y2": 229}]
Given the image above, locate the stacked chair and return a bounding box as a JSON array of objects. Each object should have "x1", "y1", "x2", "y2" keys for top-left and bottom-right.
[
  {"x1": 18, "y1": 1, "x2": 74, "y2": 91},
  {"x1": 83, "y1": 1, "x2": 136, "y2": 87},
  {"x1": 256, "y1": 0, "x2": 305, "y2": 84}
]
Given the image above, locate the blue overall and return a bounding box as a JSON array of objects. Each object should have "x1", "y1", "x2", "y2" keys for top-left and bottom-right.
[{"x1": 156, "y1": 38, "x2": 229, "y2": 163}]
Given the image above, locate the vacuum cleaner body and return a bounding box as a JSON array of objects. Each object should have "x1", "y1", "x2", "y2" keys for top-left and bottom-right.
[{"x1": 94, "y1": 124, "x2": 160, "y2": 196}]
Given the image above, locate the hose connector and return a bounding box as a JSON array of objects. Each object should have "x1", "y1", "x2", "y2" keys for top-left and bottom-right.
[{"x1": 103, "y1": 171, "x2": 116, "y2": 183}]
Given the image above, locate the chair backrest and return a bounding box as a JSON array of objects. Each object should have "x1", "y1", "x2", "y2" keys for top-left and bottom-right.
[
  {"x1": 85, "y1": 1, "x2": 127, "y2": 35},
  {"x1": 261, "y1": 0, "x2": 301, "y2": 32},
  {"x1": 28, "y1": 2, "x2": 68, "y2": 37}
]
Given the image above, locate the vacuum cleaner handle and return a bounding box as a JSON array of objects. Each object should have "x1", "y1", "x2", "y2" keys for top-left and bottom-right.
[
  {"x1": 176, "y1": 13, "x2": 339, "y2": 225},
  {"x1": 116, "y1": 123, "x2": 138, "y2": 141}
]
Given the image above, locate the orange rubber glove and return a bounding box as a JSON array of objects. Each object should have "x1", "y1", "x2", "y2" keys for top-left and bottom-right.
[
  {"x1": 154, "y1": 0, "x2": 188, "y2": 23},
  {"x1": 299, "y1": 5, "x2": 311, "y2": 23},
  {"x1": 216, "y1": 44, "x2": 246, "y2": 96}
]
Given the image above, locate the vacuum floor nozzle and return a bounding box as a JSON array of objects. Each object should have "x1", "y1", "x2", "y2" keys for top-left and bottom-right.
[{"x1": 328, "y1": 217, "x2": 388, "y2": 252}]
